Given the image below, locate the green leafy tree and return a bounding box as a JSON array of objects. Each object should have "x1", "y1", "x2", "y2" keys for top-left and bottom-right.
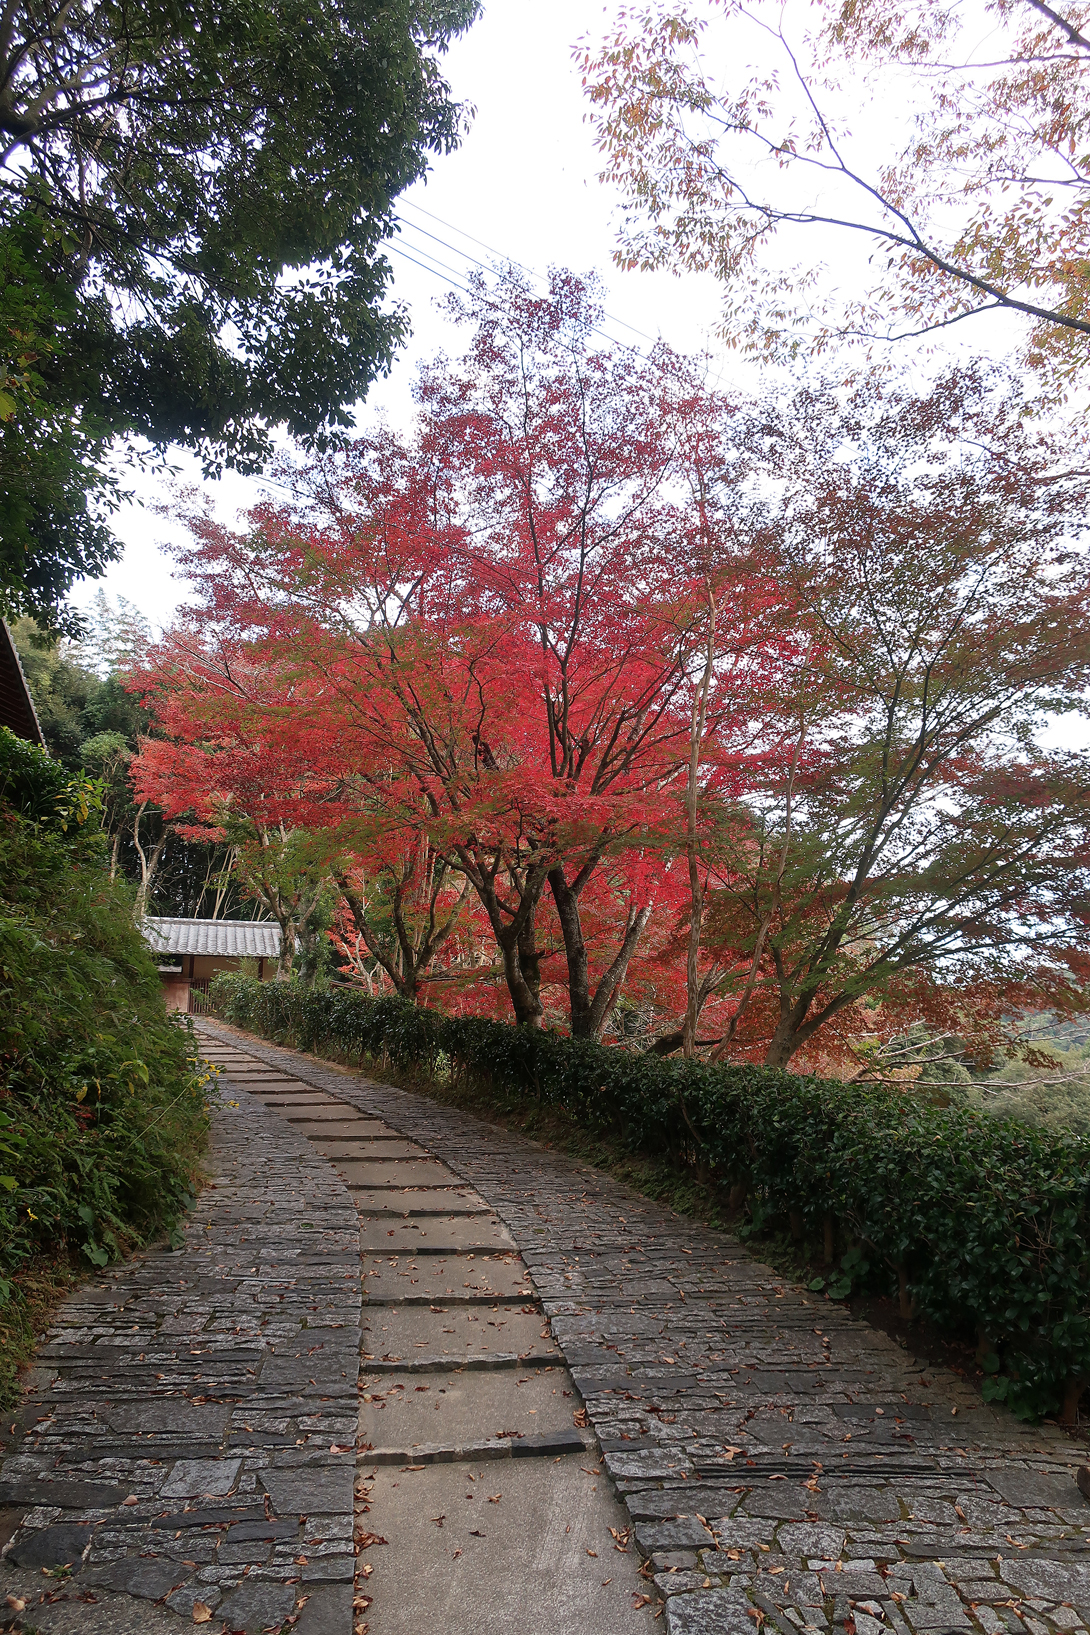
[
  {"x1": 0, "y1": 218, "x2": 123, "y2": 633},
  {"x1": 0, "y1": 0, "x2": 479, "y2": 629},
  {"x1": 12, "y1": 612, "x2": 241, "y2": 913}
]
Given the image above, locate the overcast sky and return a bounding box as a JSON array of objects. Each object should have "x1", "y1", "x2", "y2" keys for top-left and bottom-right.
[
  {"x1": 71, "y1": 0, "x2": 1024, "y2": 634},
  {"x1": 74, "y1": 0, "x2": 733, "y2": 631}
]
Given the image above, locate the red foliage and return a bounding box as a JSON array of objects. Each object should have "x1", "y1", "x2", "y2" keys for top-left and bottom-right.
[{"x1": 133, "y1": 283, "x2": 1090, "y2": 1069}]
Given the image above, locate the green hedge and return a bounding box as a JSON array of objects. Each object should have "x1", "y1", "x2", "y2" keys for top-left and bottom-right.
[
  {"x1": 0, "y1": 728, "x2": 210, "y2": 1304},
  {"x1": 211, "y1": 973, "x2": 1090, "y2": 1421}
]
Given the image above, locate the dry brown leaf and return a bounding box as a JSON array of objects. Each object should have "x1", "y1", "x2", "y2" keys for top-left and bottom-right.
[
  {"x1": 573, "y1": 1407, "x2": 589, "y2": 1428},
  {"x1": 192, "y1": 1604, "x2": 212, "y2": 1625}
]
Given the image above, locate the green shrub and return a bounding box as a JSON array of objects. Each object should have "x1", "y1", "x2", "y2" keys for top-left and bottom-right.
[
  {"x1": 212, "y1": 972, "x2": 1090, "y2": 1422},
  {"x1": 0, "y1": 731, "x2": 209, "y2": 1318}
]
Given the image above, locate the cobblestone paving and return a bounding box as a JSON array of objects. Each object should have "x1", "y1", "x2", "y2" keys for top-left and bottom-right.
[
  {"x1": 0, "y1": 1088, "x2": 360, "y2": 1634},
  {"x1": 196, "y1": 1027, "x2": 654, "y2": 1635},
  {"x1": 195, "y1": 1023, "x2": 1090, "y2": 1635}
]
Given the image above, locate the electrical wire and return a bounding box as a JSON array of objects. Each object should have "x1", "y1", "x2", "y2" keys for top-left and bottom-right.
[{"x1": 391, "y1": 200, "x2": 661, "y2": 355}]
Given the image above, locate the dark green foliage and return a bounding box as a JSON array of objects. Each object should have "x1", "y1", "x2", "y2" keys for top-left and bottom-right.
[
  {"x1": 1, "y1": 0, "x2": 479, "y2": 630},
  {"x1": 213, "y1": 973, "x2": 1090, "y2": 1421},
  {"x1": 0, "y1": 216, "x2": 123, "y2": 634},
  {"x1": 0, "y1": 722, "x2": 72, "y2": 820},
  {"x1": 0, "y1": 731, "x2": 209, "y2": 1320},
  {"x1": 10, "y1": 618, "x2": 151, "y2": 766}
]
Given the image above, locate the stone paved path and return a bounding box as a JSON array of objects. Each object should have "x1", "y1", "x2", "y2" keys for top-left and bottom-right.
[
  {"x1": 0, "y1": 1075, "x2": 360, "y2": 1634},
  {"x1": 2, "y1": 1020, "x2": 1089, "y2": 1635},
  {"x1": 194, "y1": 1024, "x2": 1090, "y2": 1635}
]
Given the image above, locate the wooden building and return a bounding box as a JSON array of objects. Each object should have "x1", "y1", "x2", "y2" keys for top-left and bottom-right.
[
  {"x1": 142, "y1": 917, "x2": 282, "y2": 1012},
  {"x1": 0, "y1": 620, "x2": 44, "y2": 746}
]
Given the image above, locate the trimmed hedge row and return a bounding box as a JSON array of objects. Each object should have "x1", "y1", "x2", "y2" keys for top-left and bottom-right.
[{"x1": 211, "y1": 973, "x2": 1090, "y2": 1421}]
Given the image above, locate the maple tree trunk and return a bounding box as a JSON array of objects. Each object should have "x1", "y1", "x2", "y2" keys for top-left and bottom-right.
[
  {"x1": 683, "y1": 590, "x2": 717, "y2": 1057},
  {"x1": 548, "y1": 868, "x2": 649, "y2": 1038},
  {"x1": 499, "y1": 934, "x2": 543, "y2": 1027},
  {"x1": 764, "y1": 1022, "x2": 801, "y2": 1070},
  {"x1": 548, "y1": 868, "x2": 594, "y2": 1036},
  {"x1": 458, "y1": 854, "x2": 546, "y2": 1027}
]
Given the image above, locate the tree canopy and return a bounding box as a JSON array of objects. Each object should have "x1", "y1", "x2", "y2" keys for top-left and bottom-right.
[
  {"x1": 580, "y1": 0, "x2": 1090, "y2": 393},
  {"x1": 0, "y1": 0, "x2": 479, "y2": 630},
  {"x1": 130, "y1": 270, "x2": 1090, "y2": 1069}
]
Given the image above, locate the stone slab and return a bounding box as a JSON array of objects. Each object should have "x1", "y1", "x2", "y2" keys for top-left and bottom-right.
[
  {"x1": 309, "y1": 1139, "x2": 430, "y2": 1161},
  {"x1": 664, "y1": 1588, "x2": 757, "y2": 1635},
  {"x1": 362, "y1": 1251, "x2": 535, "y2": 1305},
  {"x1": 362, "y1": 1305, "x2": 561, "y2": 1366},
  {"x1": 359, "y1": 1366, "x2": 580, "y2": 1448},
  {"x1": 359, "y1": 1215, "x2": 516, "y2": 1255},
  {"x1": 361, "y1": 1456, "x2": 656, "y2": 1635},
  {"x1": 4, "y1": 1522, "x2": 93, "y2": 1568},
  {"x1": 331, "y1": 1159, "x2": 452, "y2": 1187},
  {"x1": 984, "y1": 1467, "x2": 1085, "y2": 1512},
  {"x1": 350, "y1": 1188, "x2": 489, "y2": 1215}
]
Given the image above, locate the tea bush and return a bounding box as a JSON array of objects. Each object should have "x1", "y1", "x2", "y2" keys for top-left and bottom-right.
[{"x1": 212, "y1": 972, "x2": 1090, "y2": 1421}]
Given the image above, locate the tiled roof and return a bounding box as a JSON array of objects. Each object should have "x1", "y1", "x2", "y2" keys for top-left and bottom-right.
[
  {"x1": 0, "y1": 620, "x2": 44, "y2": 746},
  {"x1": 142, "y1": 917, "x2": 282, "y2": 958}
]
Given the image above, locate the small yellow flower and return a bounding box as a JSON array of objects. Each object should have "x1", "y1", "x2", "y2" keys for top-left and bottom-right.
[{"x1": 26, "y1": 1210, "x2": 37, "y2": 1220}]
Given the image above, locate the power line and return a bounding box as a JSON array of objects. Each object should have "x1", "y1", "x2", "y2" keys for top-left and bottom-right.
[
  {"x1": 390, "y1": 231, "x2": 658, "y2": 360},
  {"x1": 394, "y1": 198, "x2": 661, "y2": 349},
  {"x1": 388, "y1": 239, "x2": 476, "y2": 290}
]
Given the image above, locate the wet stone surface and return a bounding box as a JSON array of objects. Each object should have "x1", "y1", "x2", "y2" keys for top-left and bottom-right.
[{"x1": 200, "y1": 1022, "x2": 1090, "y2": 1635}]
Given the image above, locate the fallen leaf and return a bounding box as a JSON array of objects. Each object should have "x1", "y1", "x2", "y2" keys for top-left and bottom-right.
[
  {"x1": 587, "y1": 1549, "x2": 598, "y2": 1558},
  {"x1": 431, "y1": 1515, "x2": 446, "y2": 1528},
  {"x1": 5, "y1": 1598, "x2": 25, "y2": 1613},
  {"x1": 633, "y1": 1594, "x2": 653, "y2": 1609},
  {"x1": 573, "y1": 1408, "x2": 589, "y2": 1428},
  {"x1": 355, "y1": 1534, "x2": 387, "y2": 1548},
  {"x1": 359, "y1": 1564, "x2": 374, "y2": 1578},
  {"x1": 121, "y1": 1495, "x2": 139, "y2": 1507},
  {"x1": 192, "y1": 1605, "x2": 213, "y2": 1625},
  {"x1": 602, "y1": 1577, "x2": 613, "y2": 1586},
  {"x1": 469, "y1": 1529, "x2": 486, "y2": 1538},
  {"x1": 487, "y1": 1494, "x2": 501, "y2": 1504}
]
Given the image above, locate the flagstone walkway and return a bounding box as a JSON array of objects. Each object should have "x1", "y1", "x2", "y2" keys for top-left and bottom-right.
[{"x1": 1, "y1": 1019, "x2": 1088, "y2": 1635}]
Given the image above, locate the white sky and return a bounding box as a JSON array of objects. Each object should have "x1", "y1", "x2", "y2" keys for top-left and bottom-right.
[
  {"x1": 70, "y1": 0, "x2": 1034, "y2": 634},
  {"x1": 74, "y1": 0, "x2": 732, "y2": 631}
]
